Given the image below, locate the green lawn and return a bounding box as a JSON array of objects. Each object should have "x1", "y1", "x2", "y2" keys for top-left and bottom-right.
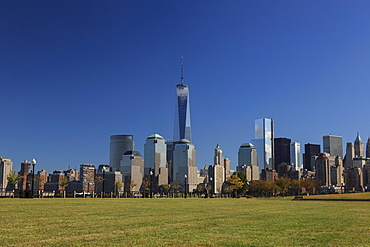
[{"x1": 1, "y1": 196, "x2": 370, "y2": 246}]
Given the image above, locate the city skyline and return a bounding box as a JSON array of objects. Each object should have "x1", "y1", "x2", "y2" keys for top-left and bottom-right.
[{"x1": 1, "y1": 1, "x2": 370, "y2": 172}]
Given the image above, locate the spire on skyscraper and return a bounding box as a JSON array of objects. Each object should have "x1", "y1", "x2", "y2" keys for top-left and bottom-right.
[{"x1": 181, "y1": 56, "x2": 184, "y2": 86}]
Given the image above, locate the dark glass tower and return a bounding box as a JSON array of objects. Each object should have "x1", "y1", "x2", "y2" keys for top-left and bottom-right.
[
  {"x1": 274, "y1": 137, "x2": 291, "y2": 168},
  {"x1": 173, "y1": 58, "x2": 192, "y2": 142}
]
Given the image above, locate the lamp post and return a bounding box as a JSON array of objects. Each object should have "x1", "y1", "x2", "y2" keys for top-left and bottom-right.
[
  {"x1": 102, "y1": 168, "x2": 106, "y2": 198},
  {"x1": 184, "y1": 174, "x2": 187, "y2": 198},
  {"x1": 209, "y1": 177, "x2": 213, "y2": 198},
  {"x1": 149, "y1": 169, "x2": 153, "y2": 198},
  {"x1": 31, "y1": 159, "x2": 36, "y2": 198}
]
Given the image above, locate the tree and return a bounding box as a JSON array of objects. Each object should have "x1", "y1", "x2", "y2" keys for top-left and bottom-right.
[
  {"x1": 162, "y1": 184, "x2": 171, "y2": 197},
  {"x1": 59, "y1": 176, "x2": 69, "y2": 198},
  {"x1": 114, "y1": 181, "x2": 123, "y2": 197},
  {"x1": 172, "y1": 183, "x2": 181, "y2": 198},
  {"x1": 196, "y1": 184, "x2": 203, "y2": 198},
  {"x1": 7, "y1": 171, "x2": 23, "y2": 191},
  {"x1": 233, "y1": 172, "x2": 249, "y2": 196},
  {"x1": 129, "y1": 180, "x2": 137, "y2": 192},
  {"x1": 94, "y1": 176, "x2": 105, "y2": 197},
  {"x1": 226, "y1": 174, "x2": 244, "y2": 197},
  {"x1": 300, "y1": 178, "x2": 316, "y2": 195},
  {"x1": 275, "y1": 177, "x2": 291, "y2": 197}
]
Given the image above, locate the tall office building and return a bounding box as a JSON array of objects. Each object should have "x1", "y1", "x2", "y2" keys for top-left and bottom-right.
[
  {"x1": 366, "y1": 138, "x2": 370, "y2": 158},
  {"x1": 323, "y1": 135, "x2": 343, "y2": 158},
  {"x1": 109, "y1": 135, "x2": 134, "y2": 171},
  {"x1": 274, "y1": 137, "x2": 291, "y2": 167},
  {"x1": 214, "y1": 144, "x2": 224, "y2": 167},
  {"x1": 303, "y1": 143, "x2": 320, "y2": 171},
  {"x1": 344, "y1": 142, "x2": 354, "y2": 169},
  {"x1": 315, "y1": 153, "x2": 330, "y2": 187},
  {"x1": 144, "y1": 133, "x2": 168, "y2": 188},
  {"x1": 252, "y1": 118, "x2": 274, "y2": 172},
  {"x1": 354, "y1": 132, "x2": 364, "y2": 157},
  {"x1": 0, "y1": 157, "x2": 12, "y2": 191},
  {"x1": 120, "y1": 151, "x2": 144, "y2": 193},
  {"x1": 173, "y1": 58, "x2": 192, "y2": 143},
  {"x1": 238, "y1": 143, "x2": 258, "y2": 167},
  {"x1": 80, "y1": 164, "x2": 95, "y2": 193},
  {"x1": 290, "y1": 142, "x2": 301, "y2": 171},
  {"x1": 172, "y1": 139, "x2": 197, "y2": 192}
]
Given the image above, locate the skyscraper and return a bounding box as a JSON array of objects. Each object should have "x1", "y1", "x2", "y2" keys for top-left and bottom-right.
[
  {"x1": 109, "y1": 135, "x2": 134, "y2": 172},
  {"x1": 366, "y1": 138, "x2": 370, "y2": 158},
  {"x1": 344, "y1": 142, "x2": 354, "y2": 169},
  {"x1": 173, "y1": 58, "x2": 191, "y2": 143},
  {"x1": 0, "y1": 157, "x2": 12, "y2": 191},
  {"x1": 303, "y1": 143, "x2": 320, "y2": 171},
  {"x1": 323, "y1": 135, "x2": 343, "y2": 158},
  {"x1": 172, "y1": 139, "x2": 197, "y2": 192},
  {"x1": 214, "y1": 144, "x2": 224, "y2": 167},
  {"x1": 252, "y1": 118, "x2": 274, "y2": 172},
  {"x1": 274, "y1": 137, "x2": 291, "y2": 167},
  {"x1": 144, "y1": 133, "x2": 168, "y2": 188},
  {"x1": 290, "y1": 142, "x2": 301, "y2": 171},
  {"x1": 354, "y1": 132, "x2": 364, "y2": 157},
  {"x1": 237, "y1": 143, "x2": 259, "y2": 181}
]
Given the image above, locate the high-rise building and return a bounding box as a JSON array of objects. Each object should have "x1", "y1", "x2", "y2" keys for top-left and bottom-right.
[
  {"x1": 366, "y1": 138, "x2": 370, "y2": 158},
  {"x1": 354, "y1": 132, "x2": 364, "y2": 157},
  {"x1": 344, "y1": 167, "x2": 363, "y2": 191},
  {"x1": 109, "y1": 135, "x2": 134, "y2": 172},
  {"x1": 80, "y1": 164, "x2": 95, "y2": 193},
  {"x1": 172, "y1": 139, "x2": 197, "y2": 192},
  {"x1": 120, "y1": 151, "x2": 144, "y2": 193},
  {"x1": 237, "y1": 144, "x2": 259, "y2": 181},
  {"x1": 173, "y1": 59, "x2": 192, "y2": 143},
  {"x1": 290, "y1": 142, "x2": 301, "y2": 171},
  {"x1": 238, "y1": 143, "x2": 258, "y2": 166},
  {"x1": 214, "y1": 144, "x2": 224, "y2": 167},
  {"x1": 274, "y1": 137, "x2": 291, "y2": 168},
  {"x1": 208, "y1": 164, "x2": 224, "y2": 194},
  {"x1": 315, "y1": 153, "x2": 330, "y2": 187},
  {"x1": 344, "y1": 142, "x2": 354, "y2": 169},
  {"x1": 144, "y1": 133, "x2": 168, "y2": 189},
  {"x1": 223, "y1": 158, "x2": 231, "y2": 181},
  {"x1": 323, "y1": 135, "x2": 343, "y2": 158},
  {"x1": 0, "y1": 157, "x2": 12, "y2": 191},
  {"x1": 303, "y1": 143, "x2": 320, "y2": 171},
  {"x1": 252, "y1": 118, "x2": 274, "y2": 172},
  {"x1": 19, "y1": 160, "x2": 31, "y2": 192}
]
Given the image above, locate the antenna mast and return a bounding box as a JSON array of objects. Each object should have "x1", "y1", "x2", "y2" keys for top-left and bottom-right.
[{"x1": 180, "y1": 56, "x2": 184, "y2": 85}]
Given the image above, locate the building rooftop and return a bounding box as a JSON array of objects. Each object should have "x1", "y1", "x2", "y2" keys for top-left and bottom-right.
[
  {"x1": 180, "y1": 139, "x2": 191, "y2": 143},
  {"x1": 147, "y1": 133, "x2": 164, "y2": 139},
  {"x1": 355, "y1": 132, "x2": 362, "y2": 142},
  {"x1": 240, "y1": 143, "x2": 254, "y2": 148}
]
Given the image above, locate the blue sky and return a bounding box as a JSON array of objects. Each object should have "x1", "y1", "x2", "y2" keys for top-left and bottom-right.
[{"x1": 1, "y1": 1, "x2": 370, "y2": 172}]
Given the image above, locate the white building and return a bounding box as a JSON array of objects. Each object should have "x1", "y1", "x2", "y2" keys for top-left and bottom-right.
[
  {"x1": 144, "y1": 133, "x2": 168, "y2": 187},
  {"x1": 0, "y1": 157, "x2": 12, "y2": 191}
]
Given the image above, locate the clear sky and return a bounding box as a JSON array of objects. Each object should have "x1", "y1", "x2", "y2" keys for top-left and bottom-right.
[{"x1": 1, "y1": 1, "x2": 370, "y2": 172}]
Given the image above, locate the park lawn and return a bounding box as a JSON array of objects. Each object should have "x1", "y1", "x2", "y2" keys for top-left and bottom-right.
[
  {"x1": 0, "y1": 197, "x2": 370, "y2": 246},
  {"x1": 307, "y1": 192, "x2": 370, "y2": 200}
]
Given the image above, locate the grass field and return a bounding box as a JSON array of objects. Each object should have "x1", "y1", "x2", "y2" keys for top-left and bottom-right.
[{"x1": 1, "y1": 195, "x2": 370, "y2": 246}]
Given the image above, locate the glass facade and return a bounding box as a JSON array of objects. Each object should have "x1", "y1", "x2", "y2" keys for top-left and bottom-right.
[
  {"x1": 290, "y1": 142, "x2": 301, "y2": 171},
  {"x1": 173, "y1": 84, "x2": 192, "y2": 142},
  {"x1": 252, "y1": 118, "x2": 274, "y2": 172}
]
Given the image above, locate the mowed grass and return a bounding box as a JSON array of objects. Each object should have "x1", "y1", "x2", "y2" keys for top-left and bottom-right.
[{"x1": 1, "y1": 196, "x2": 370, "y2": 246}]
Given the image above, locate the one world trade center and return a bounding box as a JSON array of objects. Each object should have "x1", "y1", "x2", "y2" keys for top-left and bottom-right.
[{"x1": 173, "y1": 58, "x2": 192, "y2": 143}]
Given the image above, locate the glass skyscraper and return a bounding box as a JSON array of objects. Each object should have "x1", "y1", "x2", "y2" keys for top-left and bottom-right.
[
  {"x1": 173, "y1": 60, "x2": 192, "y2": 143},
  {"x1": 252, "y1": 118, "x2": 274, "y2": 172}
]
